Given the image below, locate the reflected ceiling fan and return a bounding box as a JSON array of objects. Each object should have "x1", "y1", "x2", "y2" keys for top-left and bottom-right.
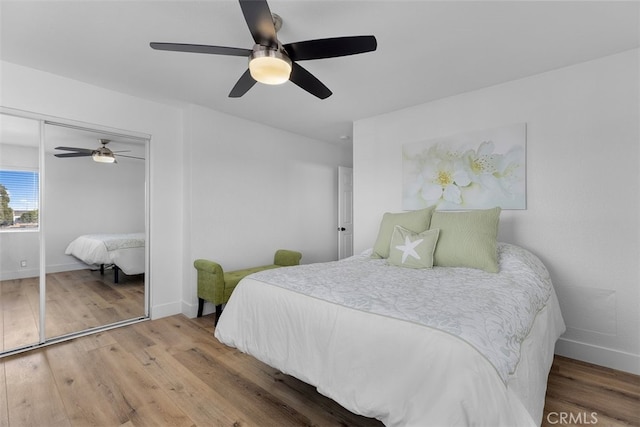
[
  {"x1": 150, "y1": 0, "x2": 377, "y2": 99},
  {"x1": 54, "y1": 139, "x2": 144, "y2": 164}
]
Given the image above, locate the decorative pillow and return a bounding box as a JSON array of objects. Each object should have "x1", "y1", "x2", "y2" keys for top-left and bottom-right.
[
  {"x1": 371, "y1": 206, "x2": 436, "y2": 259},
  {"x1": 429, "y1": 207, "x2": 501, "y2": 273},
  {"x1": 388, "y1": 226, "x2": 440, "y2": 269}
]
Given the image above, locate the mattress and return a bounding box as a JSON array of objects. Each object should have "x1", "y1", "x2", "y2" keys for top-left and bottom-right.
[
  {"x1": 215, "y1": 243, "x2": 566, "y2": 426},
  {"x1": 65, "y1": 232, "x2": 145, "y2": 275}
]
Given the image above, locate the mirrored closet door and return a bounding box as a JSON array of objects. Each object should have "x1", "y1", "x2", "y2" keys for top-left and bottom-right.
[
  {"x1": 0, "y1": 114, "x2": 41, "y2": 352},
  {"x1": 0, "y1": 111, "x2": 150, "y2": 356},
  {"x1": 43, "y1": 122, "x2": 148, "y2": 340}
]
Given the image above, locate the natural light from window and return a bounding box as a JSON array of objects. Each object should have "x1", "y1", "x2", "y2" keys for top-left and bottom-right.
[{"x1": 0, "y1": 169, "x2": 39, "y2": 230}]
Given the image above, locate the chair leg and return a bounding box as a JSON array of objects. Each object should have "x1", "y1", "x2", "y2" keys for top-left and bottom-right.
[
  {"x1": 197, "y1": 298, "x2": 204, "y2": 317},
  {"x1": 215, "y1": 304, "x2": 223, "y2": 326}
]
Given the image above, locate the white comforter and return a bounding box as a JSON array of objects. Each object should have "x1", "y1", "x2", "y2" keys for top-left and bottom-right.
[
  {"x1": 215, "y1": 243, "x2": 565, "y2": 426},
  {"x1": 65, "y1": 233, "x2": 145, "y2": 275}
]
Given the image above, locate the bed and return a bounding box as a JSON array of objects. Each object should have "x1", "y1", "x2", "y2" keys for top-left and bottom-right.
[
  {"x1": 215, "y1": 226, "x2": 565, "y2": 426},
  {"x1": 65, "y1": 232, "x2": 145, "y2": 283}
]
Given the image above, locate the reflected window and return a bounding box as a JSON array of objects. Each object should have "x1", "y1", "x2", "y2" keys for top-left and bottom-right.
[{"x1": 0, "y1": 169, "x2": 39, "y2": 230}]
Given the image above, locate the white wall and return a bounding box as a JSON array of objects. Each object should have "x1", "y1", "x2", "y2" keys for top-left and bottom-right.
[
  {"x1": 0, "y1": 61, "x2": 352, "y2": 321},
  {"x1": 353, "y1": 49, "x2": 639, "y2": 374},
  {"x1": 182, "y1": 104, "x2": 352, "y2": 316},
  {"x1": 1, "y1": 61, "x2": 184, "y2": 319}
]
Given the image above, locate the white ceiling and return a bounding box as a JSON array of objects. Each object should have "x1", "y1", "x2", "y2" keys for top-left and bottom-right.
[{"x1": 1, "y1": 1, "x2": 638, "y2": 144}]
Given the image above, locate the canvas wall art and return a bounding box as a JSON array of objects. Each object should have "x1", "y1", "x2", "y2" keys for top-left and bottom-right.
[{"x1": 403, "y1": 123, "x2": 526, "y2": 210}]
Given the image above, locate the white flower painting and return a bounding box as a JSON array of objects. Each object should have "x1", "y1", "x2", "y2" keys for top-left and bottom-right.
[{"x1": 403, "y1": 123, "x2": 526, "y2": 210}]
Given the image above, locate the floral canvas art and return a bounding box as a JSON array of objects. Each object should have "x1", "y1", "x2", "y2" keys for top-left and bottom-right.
[{"x1": 403, "y1": 123, "x2": 526, "y2": 210}]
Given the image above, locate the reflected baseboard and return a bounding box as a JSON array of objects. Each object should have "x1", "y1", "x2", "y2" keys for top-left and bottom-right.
[
  {"x1": 1, "y1": 262, "x2": 102, "y2": 281},
  {"x1": 0, "y1": 268, "x2": 40, "y2": 281},
  {"x1": 46, "y1": 262, "x2": 92, "y2": 274}
]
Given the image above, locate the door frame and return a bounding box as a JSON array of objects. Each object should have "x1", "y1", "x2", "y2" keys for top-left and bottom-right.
[{"x1": 338, "y1": 166, "x2": 354, "y2": 259}]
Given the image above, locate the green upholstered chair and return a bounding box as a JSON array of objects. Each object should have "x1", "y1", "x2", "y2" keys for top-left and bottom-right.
[{"x1": 194, "y1": 249, "x2": 302, "y2": 325}]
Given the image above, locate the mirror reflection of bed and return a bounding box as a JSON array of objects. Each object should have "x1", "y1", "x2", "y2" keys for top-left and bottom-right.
[
  {"x1": 65, "y1": 233, "x2": 145, "y2": 284},
  {"x1": 42, "y1": 232, "x2": 146, "y2": 337}
]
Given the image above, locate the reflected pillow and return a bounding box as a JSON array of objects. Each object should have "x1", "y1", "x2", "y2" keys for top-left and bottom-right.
[
  {"x1": 388, "y1": 226, "x2": 440, "y2": 269},
  {"x1": 371, "y1": 206, "x2": 436, "y2": 259},
  {"x1": 429, "y1": 207, "x2": 501, "y2": 273}
]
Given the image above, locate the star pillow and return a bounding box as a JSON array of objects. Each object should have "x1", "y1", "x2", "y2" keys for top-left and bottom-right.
[{"x1": 387, "y1": 225, "x2": 440, "y2": 269}]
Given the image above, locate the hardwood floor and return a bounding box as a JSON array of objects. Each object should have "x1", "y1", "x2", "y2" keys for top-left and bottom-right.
[
  {"x1": 0, "y1": 314, "x2": 380, "y2": 427},
  {"x1": 543, "y1": 356, "x2": 639, "y2": 427},
  {"x1": 1, "y1": 269, "x2": 144, "y2": 353},
  {"x1": 1, "y1": 313, "x2": 638, "y2": 427}
]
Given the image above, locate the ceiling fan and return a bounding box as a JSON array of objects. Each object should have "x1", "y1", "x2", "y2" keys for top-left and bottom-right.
[
  {"x1": 150, "y1": 0, "x2": 377, "y2": 99},
  {"x1": 54, "y1": 139, "x2": 144, "y2": 164}
]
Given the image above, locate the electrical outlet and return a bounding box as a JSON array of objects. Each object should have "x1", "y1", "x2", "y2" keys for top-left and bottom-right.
[{"x1": 20, "y1": 260, "x2": 27, "y2": 267}]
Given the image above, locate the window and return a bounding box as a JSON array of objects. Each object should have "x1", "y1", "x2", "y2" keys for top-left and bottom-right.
[{"x1": 0, "y1": 169, "x2": 39, "y2": 230}]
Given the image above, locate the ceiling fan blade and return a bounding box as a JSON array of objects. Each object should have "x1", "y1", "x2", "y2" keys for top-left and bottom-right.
[
  {"x1": 116, "y1": 154, "x2": 145, "y2": 160},
  {"x1": 150, "y1": 42, "x2": 251, "y2": 57},
  {"x1": 229, "y1": 69, "x2": 257, "y2": 98},
  {"x1": 289, "y1": 62, "x2": 332, "y2": 100},
  {"x1": 54, "y1": 152, "x2": 92, "y2": 158},
  {"x1": 284, "y1": 36, "x2": 377, "y2": 61},
  {"x1": 55, "y1": 146, "x2": 93, "y2": 153},
  {"x1": 239, "y1": 0, "x2": 278, "y2": 48}
]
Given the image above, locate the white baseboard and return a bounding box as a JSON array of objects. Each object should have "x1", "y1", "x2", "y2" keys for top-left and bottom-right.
[
  {"x1": 181, "y1": 300, "x2": 198, "y2": 319},
  {"x1": 556, "y1": 337, "x2": 640, "y2": 375},
  {"x1": 181, "y1": 299, "x2": 215, "y2": 319},
  {"x1": 150, "y1": 301, "x2": 182, "y2": 320}
]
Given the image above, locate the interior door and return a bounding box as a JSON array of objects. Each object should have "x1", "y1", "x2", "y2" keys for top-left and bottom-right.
[{"x1": 338, "y1": 166, "x2": 354, "y2": 259}]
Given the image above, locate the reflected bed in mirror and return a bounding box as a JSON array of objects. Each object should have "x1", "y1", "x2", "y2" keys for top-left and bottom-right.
[{"x1": 64, "y1": 232, "x2": 145, "y2": 283}]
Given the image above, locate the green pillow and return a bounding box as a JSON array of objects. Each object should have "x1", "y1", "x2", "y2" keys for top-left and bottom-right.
[
  {"x1": 388, "y1": 226, "x2": 440, "y2": 269},
  {"x1": 430, "y1": 207, "x2": 501, "y2": 273},
  {"x1": 371, "y1": 206, "x2": 436, "y2": 259}
]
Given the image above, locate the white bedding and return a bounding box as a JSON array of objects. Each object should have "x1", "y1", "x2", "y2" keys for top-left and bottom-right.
[
  {"x1": 215, "y1": 243, "x2": 565, "y2": 426},
  {"x1": 65, "y1": 233, "x2": 145, "y2": 275}
]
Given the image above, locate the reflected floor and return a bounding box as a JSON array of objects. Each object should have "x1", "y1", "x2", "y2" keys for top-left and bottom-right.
[{"x1": 1, "y1": 268, "x2": 144, "y2": 352}]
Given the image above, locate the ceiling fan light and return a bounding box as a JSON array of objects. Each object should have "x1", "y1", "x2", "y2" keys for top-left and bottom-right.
[
  {"x1": 249, "y1": 49, "x2": 292, "y2": 85},
  {"x1": 92, "y1": 150, "x2": 116, "y2": 163}
]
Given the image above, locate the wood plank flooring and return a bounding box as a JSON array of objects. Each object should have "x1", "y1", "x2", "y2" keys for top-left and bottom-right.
[
  {"x1": 0, "y1": 269, "x2": 144, "y2": 352},
  {"x1": 543, "y1": 355, "x2": 639, "y2": 426},
  {"x1": 1, "y1": 313, "x2": 638, "y2": 427}
]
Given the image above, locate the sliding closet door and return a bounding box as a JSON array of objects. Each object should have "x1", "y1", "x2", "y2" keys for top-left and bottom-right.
[
  {"x1": 0, "y1": 114, "x2": 42, "y2": 353},
  {"x1": 1, "y1": 110, "x2": 150, "y2": 357},
  {"x1": 43, "y1": 123, "x2": 147, "y2": 339}
]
